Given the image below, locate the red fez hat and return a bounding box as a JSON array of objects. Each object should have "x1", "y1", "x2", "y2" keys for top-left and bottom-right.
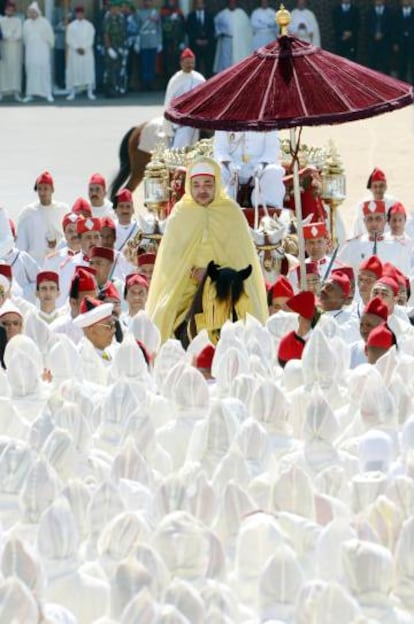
[
  {"x1": 367, "y1": 323, "x2": 394, "y2": 349},
  {"x1": 89, "y1": 173, "x2": 106, "y2": 189},
  {"x1": 75, "y1": 265, "x2": 97, "y2": 277},
  {"x1": 296, "y1": 261, "x2": 319, "y2": 281},
  {"x1": 72, "y1": 267, "x2": 97, "y2": 292},
  {"x1": 362, "y1": 200, "x2": 386, "y2": 216},
  {"x1": 0, "y1": 264, "x2": 12, "y2": 280},
  {"x1": 74, "y1": 296, "x2": 113, "y2": 328},
  {"x1": 377, "y1": 275, "x2": 399, "y2": 296},
  {"x1": 278, "y1": 331, "x2": 305, "y2": 363},
  {"x1": 332, "y1": 265, "x2": 355, "y2": 283},
  {"x1": 137, "y1": 252, "x2": 156, "y2": 267},
  {"x1": 72, "y1": 197, "x2": 92, "y2": 217},
  {"x1": 62, "y1": 212, "x2": 81, "y2": 230},
  {"x1": 100, "y1": 281, "x2": 120, "y2": 301},
  {"x1": 367, "y1": 168, "x2": 386, "y2": 189},
  {"x1": 36, "y1": 270, "x2": 59, "y2": 288},
  {"x1": 77, "y1": 217, "x2": 101, "y2": 234},
  {"x1": 74, "y1": 5, "x2": 85, "y2": 11},
  {"x1": 100, "y1": 216, "x2": 116, "y2": 231},
  {"x1": 116, "y1": 188, "x2": 133, "y2": 203},
  {"x1": 303, "y1": 222, "x2": 329, "y2": 240},
  {"x1": 90, "y1": 246, "x2": 114, "y2": 263},
  {"x1": 271, "y1": 275, "x2": 294, "y2": 300},
  {"x1": 359, "y1": 255, "x2": 383, "y2": 279},
  {"x1": 329, "y1": 271, "x2": 351, "y2": 297},
  {"x1": 34, "y1": 171, "x2": 54, "y2": 191},
  {"x1": 382, "y1": 262, "x2": 406, "y2": 288},
  {"x1": 286, "y1": 291, "x2": 316, "y2": 320},
  {"x1": 125, "y1": 273, "x2": 149, "y2": 291},
  {"x1": 388, "y1": 201, "x2": 406, "y2": 218},
  {"x1": 8, "y1": 219, "x2": 16, "y2": 239},
  {"x1": 363, "y1": 297, "x2": 388, "y2": 321},
  {"x1": 195, "y1": 344, "x2": 215, "y2": 371},
  {"x1": 180, "y1": 47, "x2": 195, "y2": 60}
]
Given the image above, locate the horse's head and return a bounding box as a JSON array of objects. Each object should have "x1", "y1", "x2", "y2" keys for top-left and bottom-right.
[{"x1": 207, "y1": 261, "x2": 252, "y2": 304}]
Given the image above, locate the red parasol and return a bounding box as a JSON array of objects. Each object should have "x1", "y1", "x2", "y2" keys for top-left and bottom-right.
[{"x1": 165, "y1": 6, "x2": 414, "y2": 289}]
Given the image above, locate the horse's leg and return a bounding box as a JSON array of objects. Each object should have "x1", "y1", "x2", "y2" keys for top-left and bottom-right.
[
  {"x1": 126, "y1": 147, "x2": 151, "y2": 193},
  {"x1": 109, "y1": 126, "x2": 136, "y2": 202}
]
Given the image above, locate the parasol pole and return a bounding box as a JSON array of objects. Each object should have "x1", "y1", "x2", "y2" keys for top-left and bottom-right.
[{"x1": 290, "y1": 127, "x2": 307, "y2": 291}]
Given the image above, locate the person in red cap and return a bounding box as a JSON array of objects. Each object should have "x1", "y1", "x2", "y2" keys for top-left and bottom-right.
[
  {"x1": 51, "y1": 266, "x2": 98, "y2": 344},
  {"x1": 88, "y1": 173, "x2": 113, "y2": 218},
  {"x1": 295, "y1": 262, "x2": 321, "y2": 297},
  {"x1": 277, "y1": 290, "x2": 318, "y2": 367},
  {"x1": 137, "y1": 251, "x2": 156, "y2": 284},
  {"x1": 163, "y1": 45, "x2": 205, "y2": 148},
  {"x1": 386, "y1": 202, "x2": 414, "y2": 266},
  {"x1": 89, "y1": 246, "x2": 115, "y2": 288},
  {"x1": 331, "y1": 265, "x2": 355, "y2": 304},
  {"x1": 303, "y1": 222, "x2": 331, "y2": 277},
  {"x1": 65, "y1": 6, "x2": 96, "y2": 102},
  {"x1": 338, "y1": 197, "x2": 411, "y2": 277},
  {"x1": 72, "y1": 197, "x2": 93, "y2": 218},
  {"x1": 43, "y1": 212, "x2": 83, "y2": 275},
  {"x1": 356, "y1": 255, "x2": 383, "y2": 309},
  {"x1": 193, "y1": 343, "x2": 215, "y2": 380},
  {"x1": 366, "y1": 322, "x2": 397, "y2": 365},
  {"x1": 319, "y1": 271, "x2": 360, "y2": 340},
  {"x1": 121, "y1": 272, "x2": 149, "y2": 328},
  {"x1": 99, "y1": 216, "x2": 135, "y2": 282},
  {"x1": 268, "y1": 275, "x2": 294, "y2": 315},
  {"x1": 35, "y1": 270, "x2": 61, "y2": 324},
  {"x1": 371, "y1": 270, "x2": 412, "y2": 339},
  {"x1": 350, "y1": 296, "x2": 389, "y2": 369},
  {"x1": 16, "y1": 171, "x2": 69, "y2": 265},
  {"x1": 351, "y1": 167, "x2": 396, "y2": 237},
  {"x1": 114, "y1": 189, "x2": 139, "y2": 252}
]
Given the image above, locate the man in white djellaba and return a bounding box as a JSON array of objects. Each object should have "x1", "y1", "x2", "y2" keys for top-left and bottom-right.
[
  {"x1": 213, "y1": 0, "x2": 252, "y2": 73},
  {"x1": 22, "y1": 2, "x2": 55, "y2": 103},
  {"x1": 213, "y1": 130, "x2": 286, "y2": 210},
  {"x1": 289, "y1": 0, "x2": 321, "y2": 47},
  {"x1": 0, "y1": 1, "x2": 23, "y2": 102},
  {"x1": 163, "y1": 47, "x2": 205, "y2": 148},
  {"x1": 66, "y1": 6, "x2": 96, "y2": 101},
  {"x1": 250, "y1": 0, "x2": 278, "y2": 50}
]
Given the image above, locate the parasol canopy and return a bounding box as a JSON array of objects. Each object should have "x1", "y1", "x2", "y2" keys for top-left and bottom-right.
[{"x1": 165, "y1": 23, "x2": 414, "y2": 131}]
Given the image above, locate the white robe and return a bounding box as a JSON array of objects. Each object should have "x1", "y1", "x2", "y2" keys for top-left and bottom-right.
[
  {"x1": 250, "y1": 7, "x2": 277, "y2": 50},
  {"x1": 289, "y1": 7, "x2": 320, "y2": 46},
  {"x1": 213, "y1": 130, "x2": 286, "y2": 208},
  {"x1": 22, "y1": 16, "x2": 54, "y2": 98},
  {"x1": 16, "y1": 200, "x2": 69, "y2": 264},
  {"x1": 163, "y1": 70, "x2": 206, "y2": 148},
  {"x1": 213, "y1": 7, "x2": 252, "y2": 73},
  {"x1": 0, "y1": 15, "x2": 23, "y2": 94},
  {"x1": 337, "y1": 234, "x2": 412, "y2": 276},
  {"x1": 66, "y1": 18, "x2": 95, "y2": 90}
]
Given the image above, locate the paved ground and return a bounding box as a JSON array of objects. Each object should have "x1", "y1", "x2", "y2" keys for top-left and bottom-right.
[{"x1": 1, "y1": 92, "x2": 414, "y2": 235}]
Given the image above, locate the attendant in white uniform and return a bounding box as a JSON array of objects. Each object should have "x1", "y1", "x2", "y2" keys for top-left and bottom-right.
[
  {"x1": 120, "y1": 273, "x2": 149, "y2": 329},
  {"x1": 289, "y1": 0, "x2": 321, "y2": 46},
  {"x1": 16, "y1": 171, "x2": 69, "y2": 266},
  {"x1": 319, "y1": 271, "x2": 360, "y2": 341},
  {"x1": 65, "y1": 6, "x2": 96, "y2": 101},
  {"x1": 352, "y1": 167, "x2": 395, "y2": 237},
  {"x1": 213, "y1": 0, "x2": 252, "y2": 72},
  {"x1": 213, "y1": 130, "x2": 285, "y2": 209},
  {"x1": 87, "y1": 173, "x2": 114, "y2": 218},
  {"x1": 99, "y1": 216, "x2": 135, "y2": 282},
  {"x1": 303, "y1": 221, "x2": 332, "y2": 277},
  {"x1": 22, "y1": 2, "x2": 54, "y2": 103},
  {"x1": 163, "y1": 47, "x2": 205, "y2": 148},
  {"x1": 51, "y1": 266, "x2": 98, "y2": 344},
  {"x1": 250, "y1": 0, "x2": 277, "y2": 49},
  {"x1": 386, "y1": 202, "x2": 414, "y2": 269},
  {"x1": 35, "y1": 270, "x2": 63, "y2": 325},
  {"x1": 371, "y1": 274, "x2": 413, "y2": 341},
  {"x1": 43, "y1": 213, "x2": 82, "y2": 273},
  {"x1": 350, "y1": 296, "x2": 389, "y2": 369},
  {"x1": 113, "y1": 189, "x2": 139, "y2": 253},
  {"x1": 0, "y1": 1, "x2": 23, "y2": 101},
  {"x1": 338, "y1": 200, "x2": 412, "y2": 276}
]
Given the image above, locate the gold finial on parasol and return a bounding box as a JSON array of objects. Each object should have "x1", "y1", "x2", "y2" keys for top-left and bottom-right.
[{"x1": 276, "y1": 4, "x2": 291, "y2": 36}]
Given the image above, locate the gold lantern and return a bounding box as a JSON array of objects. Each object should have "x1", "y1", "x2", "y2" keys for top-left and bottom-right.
[
  {"x1": 144, "y1": 159, "x2": 169, "y2": 218},
  {"x1": 321, "y1": 141, "x2": 346, "y2": 243}
]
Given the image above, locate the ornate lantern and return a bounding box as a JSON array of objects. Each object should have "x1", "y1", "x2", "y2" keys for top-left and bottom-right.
[
  {"x1": 144, "y1": 159, "x2": 169, "y2": 217},
  {"x1": 321, "y1": 141, "x2": 346, "y2": 243}
]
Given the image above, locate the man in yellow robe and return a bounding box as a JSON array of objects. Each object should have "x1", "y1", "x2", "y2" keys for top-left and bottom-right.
[{"x1": 146, "y1": 157, "x2": 268, "y2": 343}]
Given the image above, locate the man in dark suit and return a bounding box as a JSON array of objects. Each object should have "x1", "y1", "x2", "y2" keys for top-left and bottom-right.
[
  {"x1": 332, "y1": 1, "x2": 360, "y2": 61},
  {"x1": 186, "y1": 0, "x2": 216, "y2": 78},
  {"x1": 393, "y1": 0, "x2": 414, "y2": 82},
  {"x1": 366, "y1": 0, "x2": 394, "y2": 75}
]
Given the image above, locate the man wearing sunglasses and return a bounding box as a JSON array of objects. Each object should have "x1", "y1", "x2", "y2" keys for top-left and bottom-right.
[{"x1": 74, "y1": 295, "x2": 116, "y2": 364}]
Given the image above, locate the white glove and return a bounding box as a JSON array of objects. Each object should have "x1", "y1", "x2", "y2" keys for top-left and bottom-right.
[{"x1": 108, "y1": 47, "x2": 118, "y2": 60}]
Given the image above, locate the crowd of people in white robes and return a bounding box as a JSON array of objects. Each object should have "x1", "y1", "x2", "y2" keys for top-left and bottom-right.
[{"x1": 0, "y1": 152, "x2": 414, "y2": 623}]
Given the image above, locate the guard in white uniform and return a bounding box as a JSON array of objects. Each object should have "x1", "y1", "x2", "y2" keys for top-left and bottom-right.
[{"x1": 87, "y1": 173, "x2": 113, "y2": 218}]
